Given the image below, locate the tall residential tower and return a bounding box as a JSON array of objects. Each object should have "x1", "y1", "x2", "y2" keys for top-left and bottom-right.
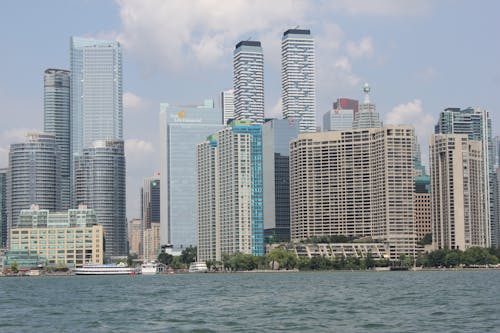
[
  {"x1": 281, "y1": 29, "x2": 316, "y2": 133},
  {"x1": 44, "y1": 69, "x2": 71, "y2": 211},
  {"x1": 233, "y1": 41, "x2": 264, "y2": 124}
]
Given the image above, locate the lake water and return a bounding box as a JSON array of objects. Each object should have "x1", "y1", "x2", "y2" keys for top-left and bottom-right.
[{"x1": 0, "y1": 270, "x2": 499, "y2": 332}]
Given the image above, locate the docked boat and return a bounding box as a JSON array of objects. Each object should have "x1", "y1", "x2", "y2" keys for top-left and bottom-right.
[
  {"x1": 141, "y1": 261, "x2": 160, "y2": 275},
  {"x1": 189, "y1": 261, "x2": 208, "y2": 273},
  {"x1": 73, "y1": 262, "x2": 138, "y2": 275}
]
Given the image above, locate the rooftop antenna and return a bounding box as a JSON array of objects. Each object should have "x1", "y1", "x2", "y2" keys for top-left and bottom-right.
[{"x1": 363, "y1": 83, "x2": 371, "y2": 104}]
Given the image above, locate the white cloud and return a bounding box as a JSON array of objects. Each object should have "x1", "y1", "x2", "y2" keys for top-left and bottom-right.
[
  {"x1": 125, "y1": 138, "x2": 154, "y2": 157},
  {"x1": 116, "y1": 0, "x2": 311, "y2": 72},
  {"x1": 329, "y1": 0, "x2": 431, "y2": 16},
  {"x1": 123, "y1": 91, "x2": 145, "y2": 111},
  {"x1": 347, "y1": 37, "x2": 374, "y2": 58},
  {"x1": 385, "y1": 99, "x2": 435, "y2": 166}
]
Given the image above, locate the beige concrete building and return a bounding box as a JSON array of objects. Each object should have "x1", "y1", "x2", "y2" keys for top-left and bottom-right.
[
  {"x1": 9, "y1": 205, "x2": 103, "y2": 267},
  {"x1": 289, "y1": 126, "x2": 417, "y2": 259},
  {"x1": 128, "y1": 219, "x2": 142, "y2": 256},
  {"x1": 414, "y1": 192, "x2": 432, "y2": 241},
  {"x1": 143, "y1": 222, "x2": 160, "y2": 261},
  {"x1": 430, "y1": 134, "x2": 485, "y2": 250}
]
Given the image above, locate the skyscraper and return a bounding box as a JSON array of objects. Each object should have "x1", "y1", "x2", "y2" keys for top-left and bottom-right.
[
  {"x1": 159, "y1": 100, "x2": 222, "y2": 251},
  {"x1": 70, "y1": 37, "x2": 123, "y2": 156},
  {"x1": 221, "y1": 89, "x2": 235, "y2": 125},
  {"x1": 142, "y1": 174, "x2": 160, "y2": 230},
  {"x1": 323, "y1": 98, "x2": 359, "y2": 131},
  {"x1": 281, "y1": 29, "x2": 316, "y2": 133},
  {"x1": 197, "y1": 120, "x2": 264, "y2": 261},
  {"x1": 262, "y1": 118, "x2": 299, "y2": 242},
  {"x1": 414, "y1": 175, "x2": 431, "y2": 242},
  {"x1": 289, "y1": 127, "x2": 416, "y2": 259},
  {"x1": 352, "y1": 84, "x2": 382, "y2": 129},
  {"x1": 0, "y1": 168, "x2": 7, "y2": 248},
  {"x1": 435, "y1": 107, "x2": 494, "y2": 246},
  {"x1": 430, "y1": 134, "x2": 485, "y2": 249},
  {"x1": 74, "y1": 140, "x2": 127, "y2": 257},
  {"x1": 7, "y1": 133, "x2": 57, "y2": 230},
  {"x1": 233, "y1": 41, "x2": 264, "y2": 124},
  {"x1": 44, "y1": 68, "x2": 71, "y2": 211}
]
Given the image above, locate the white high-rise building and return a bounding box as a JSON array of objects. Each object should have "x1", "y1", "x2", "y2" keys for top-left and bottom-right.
[
  {"x1": 430, "y1": 134, "x2": 485, "y2": 250},
  {"x1": 221, "y1": 89, "x2": 235, "y2": 125},
  {"x1": 281, "y1": 29, "x2": 316, "y2": 133},
  {"x1": 353, "y1": 83, "x2": 382, "y2": 129},
  {"x1": 233, "y1": 41, "x2": 264, "y2": 124}
]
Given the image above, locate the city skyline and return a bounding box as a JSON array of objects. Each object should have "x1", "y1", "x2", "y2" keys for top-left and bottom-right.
[{"x1": 0, "y1": 1, "x2": 499, "y2": 218}]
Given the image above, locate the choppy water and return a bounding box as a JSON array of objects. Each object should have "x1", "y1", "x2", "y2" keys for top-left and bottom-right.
[{"x1": 0, "y1": 270, "x2": 499, "y2": 332}]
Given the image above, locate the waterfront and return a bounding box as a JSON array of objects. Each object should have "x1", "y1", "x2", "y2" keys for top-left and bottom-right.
[{"x1": 0, "y1": 270, "x2": 499, "y2": 332}]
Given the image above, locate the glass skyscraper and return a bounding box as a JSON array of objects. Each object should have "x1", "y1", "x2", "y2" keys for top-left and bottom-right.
[
  {"x1": 142, "y1": 174, "x2": 161, "y2": 230},
  {"x1": 70, "y1": 37, "x2": 123, "y2": 156},
  {"x1": 281, "y1": 29, "x2": 316, "y2": 133},
  {"x1": 323, "y1": 98, "x2": 359, "y2": 131},
  {"x1": 159, "y1": 100, "x2": 222, "y2": 251},
  {"x1": 7, "y1": 133, "x2": 57, "y2": 231},
  {"x1": 262, "y1": 118, "x2": 299, "y2": 242},
  {"x1": 74, "y1": 140, "x2": 127, "y2": 257},
  {"x1": 44, "y1": 69, "x2": 71, "y2": 211},
  {"x1": 233, "y1": 41, "x2": 264, "y2": 124}
]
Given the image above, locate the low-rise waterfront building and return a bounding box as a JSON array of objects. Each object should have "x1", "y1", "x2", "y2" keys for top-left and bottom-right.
[
  {"x1": 9, "y1": 205, "x2": 103, "y2": 267},
  {"x1": 269, "y1": 243, "x2": 390, "y2": 260}
]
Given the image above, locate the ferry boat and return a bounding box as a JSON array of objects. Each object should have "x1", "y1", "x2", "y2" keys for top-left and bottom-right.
[
  {"x1": 73, "y1": 262, "x2": 138, "y2": 275},
  {"x1": 189, "y1": 261, "x2": 208, "y2": 273},
  {"x1": 141, "y1": 261, "x2": 160, "y2": 275}
]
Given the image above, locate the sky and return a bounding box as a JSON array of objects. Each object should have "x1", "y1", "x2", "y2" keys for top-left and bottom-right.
[{"x1": 0, "y1": 0, "x2": 499, "y2": 219}]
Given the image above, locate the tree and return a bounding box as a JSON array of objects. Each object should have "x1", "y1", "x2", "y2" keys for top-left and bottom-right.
[
  {"x1": 10, "y1": 261, "x2": 19, "y2": 274},
  {"x1": 158, "y1": 252, "x2": 173, "y2": 266},
  {"x1": 444, "y1": 251, "x2": 460, "y2": 267},
  {"x1": 266, "y1": 248, "x2": 298, "y2": 270},
  {"x1": 418, "y1": 233, "x2": 432, "y2": 246},
  {"x1": 180, "y1": 246, "x2": 197, "y2": 264}
]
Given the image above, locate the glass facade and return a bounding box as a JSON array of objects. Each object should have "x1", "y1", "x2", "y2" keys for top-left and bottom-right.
[
  {"x1": 160, "y1": 101, "x2": 222, "y2": 250},
  {"x1": 7, "y1": 133, "x2": 57, "y2": 231},
  {"x1": 70, "y1": 37, "x2": 123, "y2": 156},
  {"x1": 262, "y1": 119, "x2": 299, "y2": 243},
  {"x1": 0, "y1": 168, "x2": 7, "y2": 248},
  {"x1": 44, "y1": 69, "x2": 71, "y2": 211},
  {"x1": 74, "y1": 140, "x2": 126, "y2": 257}
]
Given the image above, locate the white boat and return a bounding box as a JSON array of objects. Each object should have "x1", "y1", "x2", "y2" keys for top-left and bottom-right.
[
  {"x1": 141, "y1": 261, "x2": 160, "y2": 275},
  {"x1": 189, "y1": 261, "x2": 208, "y2": 273},
  {"x1": 73, "y1": 262, "x2": 138, "y2": 275}
]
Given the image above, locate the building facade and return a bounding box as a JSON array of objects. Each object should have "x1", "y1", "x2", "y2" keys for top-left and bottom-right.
[
  {"x1": 430, "y1": 134, "x2": 484, "y2": 250},
  {"x1": 159, "y1": 100, "x2": 223, "y2": 251},
  {"x1": 70, "y1": 37, "x2": 123, "y2": 157},
  {"x1": 74, "y1": 140, "x2": 127, "y2": 257},
  {"x1": 435, "y1": 107, "x2": 494, "y2": 246},
  {"x1": 414, "y1": 175, "x2": 432, "y2": 241},
  {"x1": 44, "y1": 68, "x2": 71, "y2": 211},
  {"x1": 9, "y1": 205, "x2": 104, "y2": 267},
  {"x1": 7, "y1": 133, "x2": 57, "y2": 231},
  {"x1": 143, "y1": 222, "x2": 160, "y2": 261},
  {"x1": 128, "y1": 219, "x2": 142, "y2": 256},
  {"x1": 289, "y1": 127, "x2": 417, "y2": 259},
  {"x1": 0, "y1": 169, "x2": 7, "y2": 248},
  {"x1": 197, "y1": 120, "x2": 264, "y2": 261},
  {"x1": 221, "y1": 89, "x2": 235, "y2": 125},
  {"x1": 142, "y1": 174, "x2": 160, "y2": 230},
  {"x1": 262, "y1": 118, "x2": 299, "y2": 243},
  {"x1": 233, "y1": 41, "x2": 264, "y2": 124},
  {"x1": 281, "y1": 29, "x2": 316, "y2": 133},
  {"x1": 352, "y1": 84, "x2": 382, "y2": 129}
]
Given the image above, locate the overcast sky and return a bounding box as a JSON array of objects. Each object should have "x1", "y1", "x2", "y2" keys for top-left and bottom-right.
[{"x1": 0, "y1": 0, "x2": 499, "y2": 219}]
